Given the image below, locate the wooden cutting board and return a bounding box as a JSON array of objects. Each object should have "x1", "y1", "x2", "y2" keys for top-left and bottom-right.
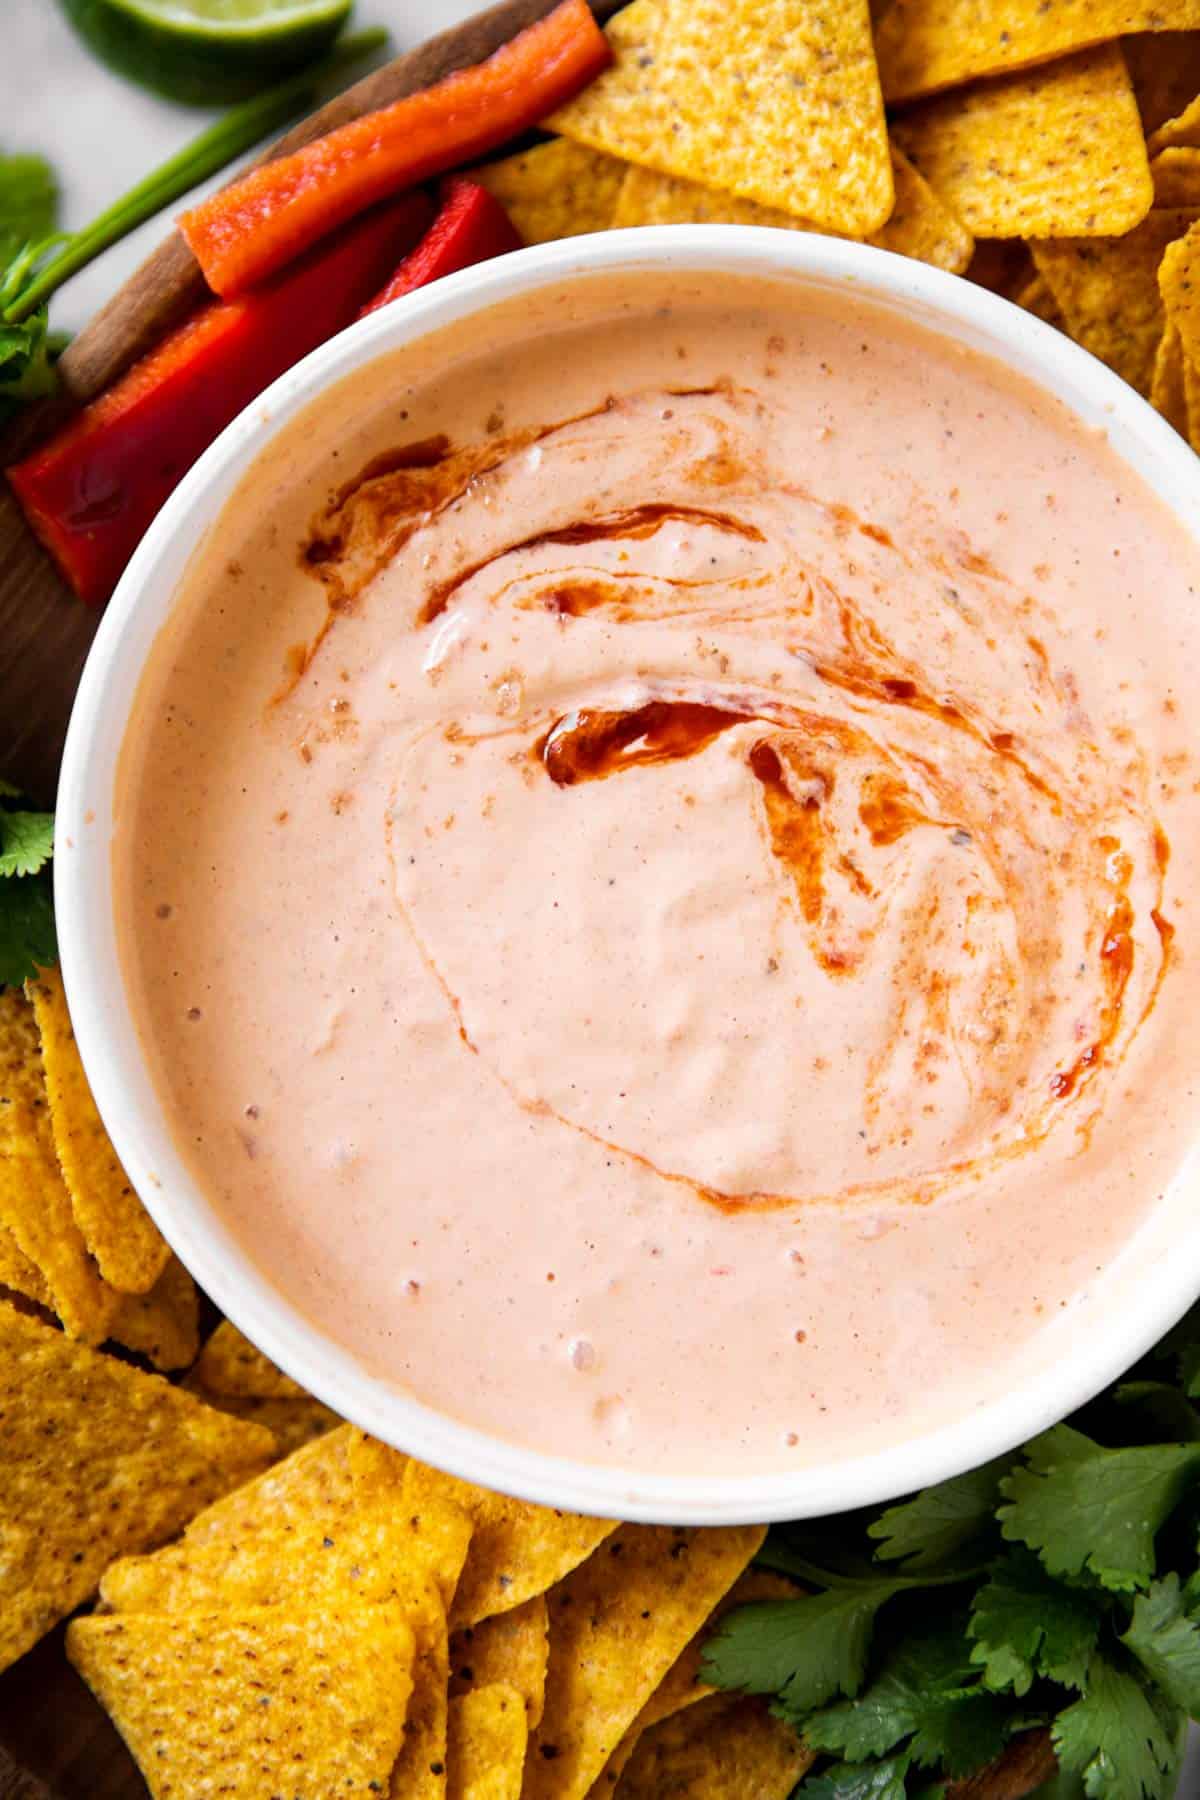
[{"x1": 0, "y1": 4, "x2": 1057, "y2": 1791}]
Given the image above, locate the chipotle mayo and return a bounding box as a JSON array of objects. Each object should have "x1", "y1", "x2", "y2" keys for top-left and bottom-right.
[{"x1": 114, "y1": 273, "x2": 1200, "y2": 1473}]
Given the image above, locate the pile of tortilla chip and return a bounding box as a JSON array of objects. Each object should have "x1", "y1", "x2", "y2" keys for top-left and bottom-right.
[
  {"x1": 61, "y1": 1351, "x2": 807, "y2": 1799},
  {"x1": 0, "y1": 970, "x2": 197, "y2": 1368},
  {"x1": 471, "y1": 0, "x2": 1200, "y2": 446}
]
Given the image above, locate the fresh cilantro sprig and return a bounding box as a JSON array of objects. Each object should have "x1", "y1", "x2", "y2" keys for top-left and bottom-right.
[
  {"x1": 0, "y1": 28, "x2": 387, "y2": 422},
  {"x1": 703, "y1": 1319, "x2": 1200, "y2": 1799},
  {"x1": 0, "y1": 781, "x2": 56, "y2": 986}
]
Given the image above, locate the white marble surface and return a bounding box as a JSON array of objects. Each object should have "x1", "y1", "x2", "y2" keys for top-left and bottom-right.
[{"x1": 7, "y1": 3, "x2": 1200, "y2": 1789}]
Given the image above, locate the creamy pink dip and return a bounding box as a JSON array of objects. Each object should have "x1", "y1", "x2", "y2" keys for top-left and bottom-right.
[{"x1": 115, "y1": 272, "x2": 1200, "y2": 1474}]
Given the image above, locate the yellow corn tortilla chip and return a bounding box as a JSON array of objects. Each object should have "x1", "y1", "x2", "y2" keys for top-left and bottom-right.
[
  {"x1": 0, "y1": 987, "x2": 116, "y2": 1341},
  {"x1": 593, "y1": 1570, "x2": 796, "y2": 1790},
  {"x1": 1016, "y1": 275, "x2": 1065, "y2": 329},
  {"x1": 1152, "y1": 147, "x2": 1200, "y2": 205},
  {"x1": 1150, "y1": 91, "x2": 1200, "y2": 151},
  {"x1": 447, "y1": 1684, "x2": 527, "y2": 1800},
  {"x1": 523, "y1": 1521, "x2": 765, "y2": 1800},
  {"x1": 26, "y1": 967, "x2": 168, "y2": 1295},
  {"x1": 1159, "y1": 217, "x2": 1200, "y2": 355},
  {"x1": 356, "y1": 1438, "x2": 474, "y2": 1611},
  {"x1": 613, "y1": 147, "x2": 973, "y2": 274},
  {"x1": 548, "y1": 0, "x2": 893, "y2": 237},
  {"x1": 1126, "y1": 31, "x2": 1200, "y2": 134},
  {"x1": 187, "y1": 1389, "x2": 341, "y2": 1455},
  {"x1": 450, "y1": 1595, "x2": 549, "y2": 1728},
  {"x1": 99, "y1": 1423, "x2": 432, "y2": 1613},
  {"x1": 472, "y1": 139, "x2": 627, "y2": 242},
  {"x1": 390, "y1": 1578, "x2": 453, "y2": 1800},
  {"x1": 0, "y1": 1301, "x2": 275, "y2": 1673},
  {"x1": 892, "y1": 45, "x2": 1153, "y2": 240},
  {"x1": 190, "y1": 1317, "x2": 308, "y2": 1400},
  {"x1": 876, "y1": 0, "x2": 1200, "y2": 103},
  {"x1": 106, "y1": 1255, "x2": 198, "y2": 1372},
  {"x1": 0, "y1": 1220, "x2": 53, "y2": 1309},
  {"x1": 613, "y1": 1693, "x2": 813, "y2": 1798},
  {"x1": 69, "y1": 1603, "x2": 414, "y2": 1800},
  {"x1": 1152, "y1": 323, "x2": 1191, "y2": 432},
  {"x1": 402, "y1": 1460, "x2": 617, "y2": 1630},
  {"x1": 1033, "y1": 210, "x2": 1200, "y2": 396}
]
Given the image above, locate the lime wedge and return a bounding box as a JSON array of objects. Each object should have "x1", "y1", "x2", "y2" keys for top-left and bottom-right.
[{"x1": 59, "y1": 0, "x2": 355, "y2": 105}]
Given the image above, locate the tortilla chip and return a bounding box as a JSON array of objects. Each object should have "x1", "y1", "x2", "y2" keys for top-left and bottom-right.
[
  {"x1": 107, "y1": 1256, "x2": 199, "y2": 1372},
  {"x1": 1126, "y1": 31, "x2": 1200, "y2": 134},
  {"x1": 69, "y1": 1603, "x2": 414, "y2": 1800},
  {"x1": 964, "y1": 239, "x2": 1036, "y2": 299},
  {"x1": 402, "y1": 1460, "x2": 617, "y2": 1630},
  {"x1": 0, "y1": 1301, "x2": 275, "y2": 1673},
  {"x1": 472, "y1": 139, "x2": 627, "y2": 242},
  {"x1": 1152, "y1": 323, "x2": 1191, "y2": 431},
  {"x1": 613, "y1": 1694, "x2": 812, "y2": 1798},
  {"x1": 1016, "y1": 275, "x2": 1065, "y2": 328},
  {"x1": 447, "y1": 1685, "x2": 528, "y2": 1800},
  {"x1": 892, "y1": 45, "x2": 1153, "y2": 240},
  {"x1": 1152, "y1": 147, "x2": 1200, "y2": 205},
  {"x1": 450, "y1": 1596, "x2": 549, "y2": 1728},
  {"x1": 523, "y1": 1522, "x2": 765, "y2": 1800},
  {"x1": 1150, "y1": 91, "x2": 1200, "y2": 151},
  {"x1": 190, "y1": 1317, "x2": 307, "y2": 1400},
  {"x1": 548, "y1": 0, "x2": 893, "y2": 237},
  {"x1": 876, "y1": 0, "x2": 1200, "y2": 103},
  {"x1": 99, "y1": 1423, "x2": 430, "y2": 1614},
  {"x1": 389, "y1": 1579, "x2": 453, "y2": 1800},
  {"x1": 1034, "y1": 210, "x2": 1200, "y2": 396},
  {"x1": 593, "y1": 1570, "x2": 796, "y2": 1790},
  {"x1": 0, "y1": 987, "x2": 116, "y2": 1341},
  {"x1": 613, "y1": 147, "x2": 973, "y2": 273},
  {"x1": 0, "y1": 1220, "x2": 53, "y2": 1309},
  {"x1": 25, "y1": 967, "x2": 168, "y2": 1295},
  {"x1": 188, "y1": 1389, "x2": 341, "y2": 1455}
]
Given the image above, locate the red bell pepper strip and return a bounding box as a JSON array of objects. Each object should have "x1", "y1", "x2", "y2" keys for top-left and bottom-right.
[
  {"x1": 359, "y1": 178, "x2": 522, "y2": 317},
  {"x1": 7, "y1": 191, "x2": 432, "y2": 606},
  {"x1": 179, "y1": 0, "x2": 610, "y2": 299}
]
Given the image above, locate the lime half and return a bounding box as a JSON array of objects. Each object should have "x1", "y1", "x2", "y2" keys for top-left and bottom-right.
[{"x1": 60, "y1": 0, "x2": 354, "y2": 105}]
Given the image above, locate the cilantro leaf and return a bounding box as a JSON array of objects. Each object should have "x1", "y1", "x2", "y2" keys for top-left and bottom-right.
[
  {"x1": 800, "y1": 1756, "x2": 912, "y2": 1800},
  {"x1": 0, "y1": 807, "x2": 54, "y2": 879},
  {"x1": 998, "y1": 1427, "x2": 1200, "y2": 1591},
  {"x1": 0, "y1": 863, "x2": 56, "y2": 986},
  {"x1": 702, "y1": 1587, "x2": 901, "y2": 1714},
  {"x1": 969, "y1": 1550, "x2": 1102, "y2": 1695},
  {"x1": 803, "y1": 1621, "x2": 1017, "y2": 1777},
  {"x1": 1030, "y1": 1769, "x2": 1089, "y2": 1799},
  {"x1": 1052, "y1": 1657, "x2": 1182, "y2": 1800},
  {"x1": 869, "y1": 1457, "x2": 1014, "y2": 1572},
  {"x1": 1121, "y1": 1574, "x2": 1200, "y2": 1715},
  {"x1": 0, "y1": 153, "x2": 57, "y2": 263}
]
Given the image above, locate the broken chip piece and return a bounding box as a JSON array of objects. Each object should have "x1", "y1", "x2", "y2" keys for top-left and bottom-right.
[{"x1": 612, "y1": 1692, "x2": 813, "y2": 1797}]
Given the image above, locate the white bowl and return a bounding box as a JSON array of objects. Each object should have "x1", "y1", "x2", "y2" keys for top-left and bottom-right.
[{"x1": 56, "y1": 226, "x2": 1200, "y2": 1524}]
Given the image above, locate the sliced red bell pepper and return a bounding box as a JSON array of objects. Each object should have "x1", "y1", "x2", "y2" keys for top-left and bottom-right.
[
  {"x1": 359, "y1": 178, "x2": 522, "y2": 317},
  {"x1": 7, "y1": 191, "x2": 433, "y2": 606},
  {"x1": 179, "y1": 0, "x2": 610, "y2": 299}
]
